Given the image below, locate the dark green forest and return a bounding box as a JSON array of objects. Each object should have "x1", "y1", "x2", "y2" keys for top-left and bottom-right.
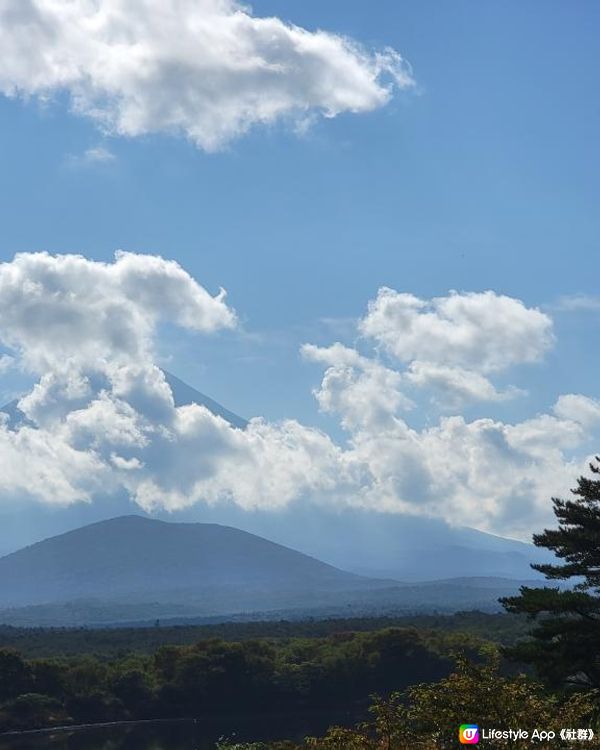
[
  {"x1": 217, "y1": 655, "x2": 599, "y2": 750},
  {"x1": 0, "y1": 611, "x2": 528, "y2": 659},
  {"x1": 0, "y1": 625, "x2": 486, "y2": 732}
]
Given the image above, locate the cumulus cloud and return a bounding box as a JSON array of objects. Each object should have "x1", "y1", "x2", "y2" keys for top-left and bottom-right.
[
  {"x1": 341, "y1": 413, "x2": 585, "y2": 538},
  {"x1": 130, "y1": 410, "x2": 354, "y2": 513},
  {"x1": 302, "y1": 342, "x2": 414, "y2": 431},
  {"x1": 300, "y1": 288, "x2": 597, "y2": 538},
  {"x1": 0, "y1": 0, "x2": 414, "y2": 150},
  {"x1": 0, "y1": 260, "x2": 597, "y2": 541},
  {"x1": 359, "y1": 288, "x2": 554, "y2": 373},
  {"x1": 304, "y1": 290, "x2": 545, "y2": 415},
  {"x1": 553, "y1": 394, "x2": 600, "y2": 431},
  {"x1": 0, "y1": 251, "x2": 240, "y2": 504},
  {"x1": 0, "y1": 251, "x2": 351, "y2": 514},
  {"x1": 0, "y1": 412, "x2": 110, "y2": 505},
  {"x1": 0, "y1": 251, "x2": 235, "y2": 372},
  {"x1": 405, "y1": 362, "x2": 524, "y2": 409},
  {"x1": 3, "y1": 368, "x2": 350, "y2": 515}
]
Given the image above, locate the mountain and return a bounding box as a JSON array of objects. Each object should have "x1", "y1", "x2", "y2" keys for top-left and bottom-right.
[
  {"x1": 0, "y1": 498, "x2": 547, "y2": 583},
  {"x1": 0, "y1": 516, "x2": 370, "y2": 609},
  {"x1": 0, "y1": 516, "x2": 534, "y2": 627}
]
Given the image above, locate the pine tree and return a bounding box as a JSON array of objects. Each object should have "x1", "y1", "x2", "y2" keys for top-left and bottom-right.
[{"x1": 501, "y1": 460, "x2": 600, "y2": 688}]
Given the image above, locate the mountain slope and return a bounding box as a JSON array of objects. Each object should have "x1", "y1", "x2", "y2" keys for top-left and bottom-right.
[
  {"x1": 0, "y1": 516, "x2": 371, "y2": 608},
  {"x1": 163, "y1": 370, "x2": 247, "y2": 429}
]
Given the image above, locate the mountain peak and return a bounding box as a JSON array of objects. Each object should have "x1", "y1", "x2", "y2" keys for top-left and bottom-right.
[
  {"x1": 163, "y1": 370, "x2": 247, "y2": 429},
  {"x1": 1, "y1": 370, "x2": 248, "y2": 431},
  {"x1": 0, "y1": 516, "x2": 367, "y2": 611}
]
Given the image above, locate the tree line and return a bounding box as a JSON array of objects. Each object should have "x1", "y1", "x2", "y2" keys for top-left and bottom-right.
[
  {"x1": 0, "y1": 626, "x2": 476, "y2": 732},
  {"x1": 0, "y1": 610, "x2": 529, "y2": 660}
]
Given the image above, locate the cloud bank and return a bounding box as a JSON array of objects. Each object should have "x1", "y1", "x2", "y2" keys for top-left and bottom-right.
[
  {"x1": 0, "y1": 251, "x2": 597, "y2": 540},
  {"x1": 0, "y1": 0, "x2": 414, "y2": 150}
]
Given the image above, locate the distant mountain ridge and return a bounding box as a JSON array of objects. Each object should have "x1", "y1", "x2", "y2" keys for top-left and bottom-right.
[
  {"x1": 0, "y1": 516, "x2": 536, "y2": 627},
  {"x1": 161, "y1": 502, "x2": 550, "y2": 583},
  {"x1": 0, "y1": 515, "x2": 371, "y2": 608}
]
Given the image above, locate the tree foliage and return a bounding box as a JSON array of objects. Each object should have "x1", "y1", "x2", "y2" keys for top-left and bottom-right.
[
  {"x1": 502, "y1": 461, "x2": 600, "y2": 687},
  {"x1": 220, "y1": 654, "x2": 598, "y2": 750},
  {"x1": 0, "y1": 627, "x2": 462, "y2": 731}
]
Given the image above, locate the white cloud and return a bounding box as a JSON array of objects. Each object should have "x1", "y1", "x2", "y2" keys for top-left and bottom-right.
[
  {"x1": 0, "y1": 0, "x2": 414, "y2": 151},
  {"x1": 18, "y1": 370, "x2": 94, "y2": 427},
  {"x1": 405, "y1": 361, "x2": 524, "y2": 408},
  {"x1": 0, "y1": 251, "x2": 236, "y2": 372},
  {"x1": 0, "y1": 414, "x2": 109, "y2": 505},
  {"x1": 359, "y1": 288, "x2": 554, "y2": 373},
  {"x1": 553, "y1": 394, "x2": 600, "y2": 431},
  {"x1": 0, "y1": 259, "x2": 597, "y2": 541},
  {"x1": 0, "y1": 251, "x2": 347, "y2": 514},
  {"x1": 340, "y1": 416, "x2": 573, "y2": 539},
  {"x1": 130, "y1": 408, "x2": 354, "y2": 513},
  {"x1": 0, "y1": 251, "x2": 239, "y2": 505},
  {"x1": 302, "y1": 342, "x2": 414, "y2": 431},
  {"x1": 299, "y1": 289, "x2": 598, "y2": 538},
  {"x1": 3, "y1": 365, "x2": 350, "y2": 515},
  {"x1": 555, "y1": 294, "x2": 600, "y2": 312}
]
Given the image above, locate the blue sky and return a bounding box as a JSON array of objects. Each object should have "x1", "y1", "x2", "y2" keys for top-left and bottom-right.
[
  {"x1": 0, "y1": 1, "x2": 598, "y2": 539},
  {"x1": 1, "y1": 1, "x2": 598, "y2": 426}
]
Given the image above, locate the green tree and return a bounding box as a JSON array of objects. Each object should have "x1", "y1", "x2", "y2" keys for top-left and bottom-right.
[
  {"x1": 501, "y1": 461, "x2": 600, "y2": 688},
  {"x1": 402, "y1": 652, "x2": 597, "y2": 750},
  {"x1": 220, "y1": 653, "x2": 598, "y2": 750},
  {"x1": 65, "y1": 657, "x2": 109, "y2": 696},
  {"x1": 0, "y1": 693, "x2": 68, "y2": 731},
  {"x1": 0, "y1": 649, "x2": 31, "y2": 701},
  {"x1": 31, "y1": 659, "x2": 67, "y2": 698},
  {"x1": 110, "y1": 668, "x2": 154, "y2": 717}
]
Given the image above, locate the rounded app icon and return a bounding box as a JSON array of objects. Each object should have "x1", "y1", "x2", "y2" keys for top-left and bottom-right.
[{"x1": 459, "y1": 725, "x2": 479, "y2": 744}]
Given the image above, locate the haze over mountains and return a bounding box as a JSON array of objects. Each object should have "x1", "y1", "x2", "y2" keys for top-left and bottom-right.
[
  {"x1": 183, "y1": 504, "x2": 547, "y2": 582},
  {"x1": 0, "y1": 374, "x2": 549, "y2": 598},
  {"x1": 0, "y1": 516, "x2": 539, "y2": 627}
]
